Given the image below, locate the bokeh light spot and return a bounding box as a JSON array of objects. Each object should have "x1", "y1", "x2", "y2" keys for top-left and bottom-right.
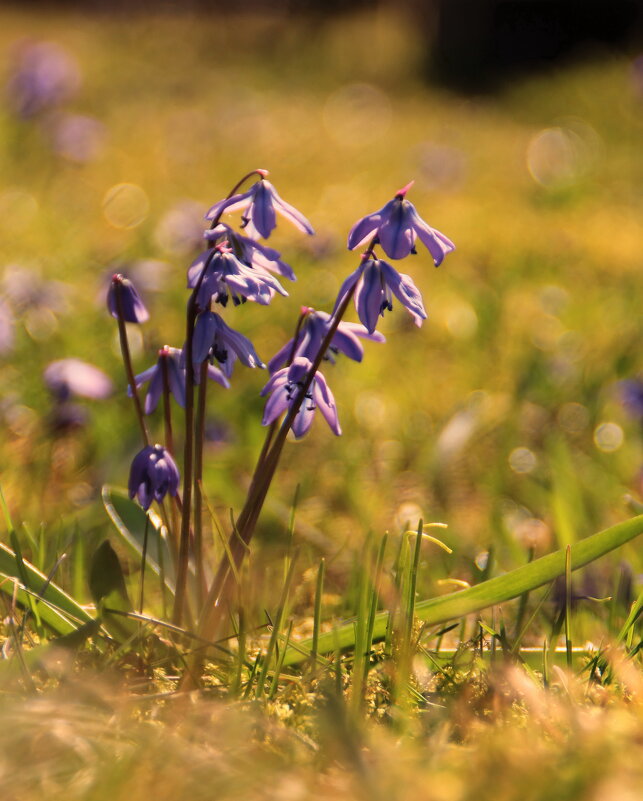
[
  {"x1": 509, "y1": 447, "x2": 537, "y2": 474},
  {"x1": 593, "y1": 422, "x2": 624, "y2": 453},
  {"x1": 102, "y1": 183, "x2": 149, "y2": 229}
]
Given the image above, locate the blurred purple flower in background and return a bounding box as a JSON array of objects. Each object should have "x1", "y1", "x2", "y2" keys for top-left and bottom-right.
[
  {"x1": 44, "y1": 358, "x2": 113, "y2": 401},
  {"x1": 347, "y1": 182, "x2": 455, "y2": 263},
  {"x1": 128, "y1": 444, "x2": 180, "y2": 510},
  {"x1": 268, "y1": 307, "x2": 384, "y2": 373},
  {"x1": 334, "y1": 257, "x2": 427, "y2": 333},
  {"x1": 2, "y1": 264, "x2": 70, "y2": 316},
  {"x1": 0, "y1": 299, "x2": 14, "y2": 354},
  {"x1": 261, "y1": 357, "x2": 341, "y2": 438},
  {"x1": 48, "y1": 112, "x2": 105, "y2": 163},
  {"x1": 6, "y1": 39, "x2": 80, "y2": 118},
  {"x1": 620, "y1": 378, "x2": 643, "y2": 419},
  {"x1": 154, "y1": 200, "x2": 206, "y2": 256},
  {"x1": 206, "y1": 175, "x2": 314, "y2": 240},
  {"x1": 107, "y1": 273, "x2": 149, "y2": 324}
]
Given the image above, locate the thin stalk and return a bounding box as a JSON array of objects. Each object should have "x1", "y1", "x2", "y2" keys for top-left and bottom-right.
[
  {"x1": 193, "y1": 361, "x2": 209, "y2": 608},
  {"x1": 173, "y1": 170, "x2": 265, "y2": 626},
  {"x1": 161, "y1": 359, "x2": 180, "y2": 561},
  {"x1": 311, "y1": 558, "x2": 325, "y2": 665},
  {"x1": 139, "y1": 514, "x2": 150, "y2": 614},
  {"x1": 565, "y1": 544, "x2": 573, "y2": 669},
  {"x1": 115, "y1": 284, "x2": 149, "y2": 446},
  {"x1": 198, "y1": 281, "x2": 359, "y2": 643}
]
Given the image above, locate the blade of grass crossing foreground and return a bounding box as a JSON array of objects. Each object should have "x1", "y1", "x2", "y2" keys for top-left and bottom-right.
[{"x1": 281, "y1": 514, "x2": 643, "y2": 666}]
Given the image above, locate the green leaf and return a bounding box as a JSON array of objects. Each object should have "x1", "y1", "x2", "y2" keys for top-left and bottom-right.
[
  {"x1": 89, "y1": 540, "x2": 138, "y2": 643},
  {"x1": 102, "y1": 485, "x2": 175, "y2": 591},
  {"x1": 281, "y1": 513, "x2": 643, "y2": 667},
  {"x1": 0, "y1": 543, "x2": 94, "y2": 636}
]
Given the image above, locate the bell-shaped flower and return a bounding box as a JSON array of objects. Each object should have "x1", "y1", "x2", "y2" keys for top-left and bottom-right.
[
  {"x1": 205, "y1": 224, "x2": 296, "y2": 281},
  {"x1": 261, "y1": 357, "x2": 341, "y2": 439},
  {"x1": 205, "y1": 176, "x2": 314, "y2": 240},
  {"x1": 106, "y1": 273, "x2": 149, "y2": 323},
  {"x1": 187, "y1": 245, "x2": 287, "y2": 308},
  {"x1": 130, "y1": 346, "x2": 186, "y2": 414},
  {"x1": 334, "y1": 257, "x2": 427, "y2": 334},
  {"x1": 267, "y1": 307, "x2": 384, "y2": 374},
  {"x1": 128, "y1": 444, "x2": 180, "y2": 510},
  {"x1": 347, "y1": 182, "x2": 455, "y2": 264},
  {"x1": 193, "y1": 311, "x2": 265, "y2": 378}
]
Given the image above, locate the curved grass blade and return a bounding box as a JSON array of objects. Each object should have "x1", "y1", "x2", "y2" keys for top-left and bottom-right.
[
  {"x1": 0, "y1": 543, "x2": 94, "y2": 636},
  {"x1": 103, "y1": 485, "x2": 175, "y2": 591},
  {"x1": 281, "y1": 514, "x2": 643, "y2": 667}
]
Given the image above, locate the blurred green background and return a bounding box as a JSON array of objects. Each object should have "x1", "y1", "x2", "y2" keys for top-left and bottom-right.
[{"x1": 0, "y1": 4, "x2": 641, "y2": 616}]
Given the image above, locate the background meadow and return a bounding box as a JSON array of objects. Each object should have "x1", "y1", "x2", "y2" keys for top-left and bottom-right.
[{"x1": 0, "y1": 5, "x2": 642, "y2": 800}]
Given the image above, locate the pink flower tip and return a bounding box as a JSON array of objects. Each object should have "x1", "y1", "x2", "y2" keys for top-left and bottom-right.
[
  {"x1": 256, "y1": 169, "x2": 269, "y2": 177},
  {"x1": 395, "y1": 180, "x2": 415, "y2": 198},
  {"x1": 300, "y1": 305, "x2": 313, "y2": 316}
]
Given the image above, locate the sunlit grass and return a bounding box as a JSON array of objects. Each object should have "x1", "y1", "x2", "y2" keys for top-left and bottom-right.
[{"x1": 0, "y1": 6, "x2": 642, "y2": 800}]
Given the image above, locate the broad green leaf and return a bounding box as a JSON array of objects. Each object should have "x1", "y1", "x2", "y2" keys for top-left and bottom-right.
[
  {"x1": 103, "y1": 485, "x2": 175, "y2": 591},
  {"x1": 0, "y1": 542, "x2": 94, "y2": 636},
  {"x1": 281, "y1": 513, "x2": 643, "y2": 667},
  {"x1": 89, "y1": 539, "x2": 138, "y2": 643}
]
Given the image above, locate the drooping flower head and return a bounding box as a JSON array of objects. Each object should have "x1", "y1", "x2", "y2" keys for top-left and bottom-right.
[
  {"x1": 188, "y1": 244, "x2": 287, "y2": 309},
  {"x1": 347, "y1": 181, "x2": 455, "y2": 264},
  {"x1": 107, "y1": 273, "x2": 149, "y2": 324},
  {"x1": 205, "y1": 173, "x2": 314, "y2": 240},
  {"x1": 333, "y1": 256, "x2": 427, "y2": 334},
  {"x1": 261, "y1": 357, "x2": 341, "y2": 439},
  {"x1": 267, "y1": 307, "x2": 385, "y2": 374},
  {"x1": 128, "y1": 444, "x2": 180, "y2": 510},
  {"x1": 131, "y1": 346, "x2": 229, "y2": 414},
  {"x1": 205, "y1": 224, "x2": 296, "y2": 281},
  {"x1": 193, "y1": 311, "x2": 265, "y2": 378}
]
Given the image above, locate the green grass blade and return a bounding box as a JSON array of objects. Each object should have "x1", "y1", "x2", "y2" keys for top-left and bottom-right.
[
  {"x1": 0, "y1": 543, "x2": 94, "y2": 635},
  {"x1": 281, "y1": 514, "x2": 643, "y2": 667},
  {"x1": 103, "y1": 485, "x2": 175, "y2": 591}
]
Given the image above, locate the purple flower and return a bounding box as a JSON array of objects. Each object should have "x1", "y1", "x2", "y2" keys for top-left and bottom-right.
[
  {"x1": 188, "y1": 244, "x2": 287, "y2": 308},
  {"x1": 131, "y1": 347, "x2": 186, "y2": 414},
  {"x1": 205, "y1": 224, "x2": 296, "y2": 281},
  {"x1": 267, "y1": 307, "x2": 385, "y2": 374},
  {"x1": 261, "y1": 357, "x2": 341, "y2": 439},
  {"x1": 131, "y1": 346, "x2": 229, "y2": 413},
  {"x1": 128, "y1": 444, "x2": 180, "y2": 510},
  {"x1": 44, "y1": 359, "x2": 113, "y2": 401},
  {"x1": 107, "y1": 274, "x2": 149, "y2": 324},
  {"x1": 333, "y1": 257, "x2": 426, "y2": 333},
  {"x1": 205, "y1": 175, "x2": 314, "y2": 239},
  {"x1": 347, "y1": 182, "x2": 455, "y2": 263},
  {"x1": 193, "y1": 311, "x2": 265, "y2": 378}
]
